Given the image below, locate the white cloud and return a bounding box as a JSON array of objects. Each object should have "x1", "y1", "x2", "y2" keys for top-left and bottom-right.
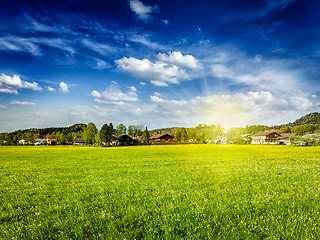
[
  {"x1": 129, "y1": 0, "x2": 158, "y2": 22},
  {"x1": 0, "y1": 73, "x2": 42, "y2": 94},
  {"x1": 0, "y1": 104, "x2": 7, "y2": 109},
  {"x1": 11, "y1": 100, "x2": 36, "y2": 106},
  {"x1": 115, "y1": 51, "x2": 201, "y2": 86},
  {"x1": 59, "y1": 82, "x2": 69, "y2": 93},
  {"x1": 147, "y1": 91, "x2": 313, "y2": 128},
  {"x1": 311, "y1": 94, "x2": 317, "y2": 99},
  {"x1": 128, "y1": 86, "x2": 137, "y2": 92},
  {"x1": 96, "y1": 59, "x2": 112, "y2": 69},
  {"x1": 161, "y1": 19, "x2": 170, "y2": 25},
  {"x1": 150, "y1": 81, "x2": 169, "y2": 87},
  {"x1": 157, "y1": 51, "x2": 202, "y2": 69},
  {"x1": 116, "y1": 56, "x2": 188, "y2": 85},
  {"x1": 139, "y1": 81, "x2": 146, "y2": 85},
  {"x1": 150, "y1": 95, "x2": 166, "y2": 103},
  {"x1": 91, "y1": 83, "x2": 138, "y2": 105},
  {"x1": 0, "y1": 89, "x2": 18, "y2": 94},
  {"x1": 46, "y1": 86, "x2": 55, "y2": 92}
]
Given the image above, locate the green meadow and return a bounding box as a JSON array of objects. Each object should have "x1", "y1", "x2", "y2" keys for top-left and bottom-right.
[{"x1": 1, "y1": 145, "x2": 320, "y2": 239}]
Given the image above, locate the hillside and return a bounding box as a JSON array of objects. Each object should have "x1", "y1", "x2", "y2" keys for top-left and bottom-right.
[{"x1": 290, "y1": 112, "x2": 320, "y2": 126}]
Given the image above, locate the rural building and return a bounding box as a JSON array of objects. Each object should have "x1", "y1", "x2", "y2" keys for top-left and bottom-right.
[
  {"x1": 117, "y1": 135, "x2": 134, "y2": 146},
  {"x1": 215, "y1": 136, "x2": 227, "y2": 144},
  {"x1": 149, "y1": 133, "x2": 174, "y2": 143},
  {"x1": 34, "y1": 138, "x2": 46, "y2": 145},
  {"x1": 277, "y1": 133, "x2": 298, "y2": 145},
  {"x1": 242, "y1": 134, "x2": 252, "y2": 144},
  {"x1": 252, "y1": 132, "x2": 281, "y2": 144},
  {"x1": 44, "y1": 139, "x2": 58, "y2": 145},
  {"x1": 74, "y1": 138, "x2": 86, "y2": 145},
  {"x1": 302, "y1": 133, "x2": 320, "y2": 140}
]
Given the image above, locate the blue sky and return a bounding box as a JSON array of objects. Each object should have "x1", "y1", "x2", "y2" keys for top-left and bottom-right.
[{"x1": 1, "y1": 0, "x2": 320, "y2": 132}]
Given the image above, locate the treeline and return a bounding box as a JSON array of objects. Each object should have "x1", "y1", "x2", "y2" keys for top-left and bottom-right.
[
  {"x1": 0, "y1": 123, "x2": 150, "y2": 146},
  {"x1": 1, "y1": 111, "x2": 320, "y2": 146}
]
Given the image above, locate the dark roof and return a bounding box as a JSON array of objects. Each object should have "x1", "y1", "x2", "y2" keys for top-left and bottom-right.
[
  {"x1": 74, "y1": 138, "x2": 85, "y2": 143},
  {"x1": 118, "y1": 135, "x2": 133, "y2": 141},
  {"x1": 278, "y1": 133, "x2": 298, "y2": 139},
  {"x1": 253, "y1": 132, "x2": 280, "y2": 137},
  {"x1": 149, "y1": 133, "x2": 173, "y2": 140}
]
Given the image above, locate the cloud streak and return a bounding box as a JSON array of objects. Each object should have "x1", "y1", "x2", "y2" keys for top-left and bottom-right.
[{"x1": 11, "y1": 100, "x2": 36, "y2": 106}]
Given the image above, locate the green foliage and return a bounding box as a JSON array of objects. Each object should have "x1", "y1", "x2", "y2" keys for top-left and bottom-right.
[
  {"x1": 143, "y1": 127, "x2": 150, "y2": 143},
  {"x1": 1, "y1": 145, "x2": 320, "y2": 239},
  {"x1": 99, "y1": 123, "x2": 114, "y2": 145},
  {"x1": 116, "y1": 123, "x2": 127, "y2": 135},
  {"x1": 84, "y1": 122, "x2": 97, "y2": 144},
  {"x1": 291, "y1": 112, "x2": 320, "y2": 126}
]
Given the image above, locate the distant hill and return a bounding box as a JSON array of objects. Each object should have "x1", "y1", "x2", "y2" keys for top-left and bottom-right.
[
  {"x1": 290, "y1": 112, "x2": 320, "y2": 126},
  {"x1": 11, "y1": 123, "x2": 87, "y2": 136}
]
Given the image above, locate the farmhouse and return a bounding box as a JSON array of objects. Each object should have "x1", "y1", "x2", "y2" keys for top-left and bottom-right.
[
  {"x1": 252, "y1": 132, "x2": 281, "y2": 144},
  {"x1": 74, "y1": 138, "x2": 86, "y2": 145},
  {"x1": 117, "y1": 135, "x2": 134, "y2": 146},
  {"x1": 149, "y1": 133, "x2": 174, "y2": 143},
  {"x1": 44, "y1": 139, "x2": 58, "y2": 145},
  {"x1": 215, "y1": 136, "x2": 227, "y2": 144},
  {"x1": 277, "y1": 133, "x2": 298, "y2": 145},
  {"x1": 302, "y1": 133, "x2": 320, "y2": 140},
  {"x1": 34, "y1": 138, "x2": 46, "y2": 145}
]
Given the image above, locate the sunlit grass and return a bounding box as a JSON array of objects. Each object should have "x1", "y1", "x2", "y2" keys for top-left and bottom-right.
[{"x1": 1, "y1": 145, "x2": 320, "y2": 239}]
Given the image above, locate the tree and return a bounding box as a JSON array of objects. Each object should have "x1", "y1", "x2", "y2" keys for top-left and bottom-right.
[
  {"x1": 99, "y1": 124, "x2": 109, "y2": 145},
  {"x1": 116, "y1": 123, "x2": 126, "y2": 135},
  {"x1": 143, "y1": 127, "x2": 150, "y2": 143},
  {"x1": 84, "y1": 122, "x2": 97, "y2": 144},
  {"x1": 128, "y1": 125, "x2": 134, "y2": 136},
  {"x1": 99, "y1": 123, "x2": 114, "y2": 146},
  {"x1": 175, "y1": 128, "x2": 182, "y2": 142},
  {"x1": 181, "y1": 128, "x2": 188, "y2": 142}
]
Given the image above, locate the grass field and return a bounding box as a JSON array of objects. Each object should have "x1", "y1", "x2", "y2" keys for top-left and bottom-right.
[{"x1": 0, "y1": 145, "x2": 320, "y2": 239}]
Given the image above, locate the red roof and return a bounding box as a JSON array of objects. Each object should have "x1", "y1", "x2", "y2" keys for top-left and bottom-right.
[{"x1": 45, "y1": 139, "x2": 58, "y2": 142}]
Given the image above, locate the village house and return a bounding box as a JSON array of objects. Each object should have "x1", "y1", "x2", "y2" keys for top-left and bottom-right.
[
  {"x1": 148, "y1": 133, "x2": 174, "y2": 144},
  {"x1": 34, "y1": 138, "x2": 46, "y2": 145},
  {"x1": 214, "y1": 136, "x2": 227, "y2": 144},
  {"x1": 302, "y1": 133, "x2": 320, "y2": 140},
  {"x1": 116, "y1": 135, "x2": 134, "y2": 146},
  {"x1": 277, "y1": 133, "x2": 298, "y2": 145},
  {"x1": 44, "y1": 139, "x2": 58, "y2": 145},
  {"x1": 74, "y1": 138, "x2": 86, "y2": 145},
  {"x1": 252, "y1": 132, "x2": 281, "y2": 144}
]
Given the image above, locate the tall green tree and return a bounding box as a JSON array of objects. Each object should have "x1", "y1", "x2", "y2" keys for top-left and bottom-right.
[
  {"x1": 175, "y1": 128, "x2": 182, "y2": 142},
  {"x1": 128, "y1": 125, "x2": 134, "y2": 136},
  {"x1": 143, "y1": 127, "x2": 150, "y2": 143},
  {"x1": 99, "y1": 123, "x2": 114, "y2": 146},
  {"x1": 84, "y1": 122, "x2": 98, "y2": 144},
  {"x1": 116, "y1": 123, "x2": 126, "y2": 135},
  {"x1": 181, "y1": 128, "x2": 188, "y2": 142}
]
